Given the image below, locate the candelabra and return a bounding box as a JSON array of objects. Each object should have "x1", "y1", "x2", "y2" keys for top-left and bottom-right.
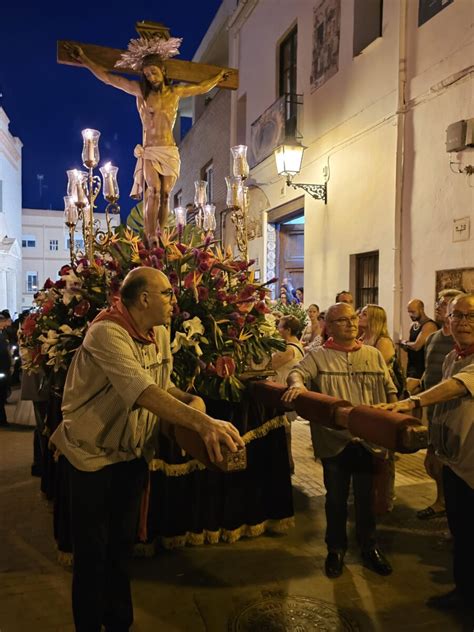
[
  {"x1": 171, "y1": 145, "x2": 250, "y2": 259},
  {"x1": 64, "y1": 128, "x2": 120, "y2": 265},
  {"x1": 227, "y1": 145, "x2": 250, "y2": 261}
]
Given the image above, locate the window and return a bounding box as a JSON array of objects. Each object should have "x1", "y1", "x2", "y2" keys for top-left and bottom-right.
[
  {"x1": 22, "y1": 234, "x2": 36, "y2": 248},
  {"x1": 65, "y1": 236, "x2": 84, "y2": 251},
  {"x1": 173, "y1": 189, "x2": 183, "y2": 209},
  {"x1": 279, "y1": 26, "x2": 298, "y2": 137},
  {"x1": 26, "y1": 272, "x2": 38, "y2": 293},
  {"x1": 353, "y1": 0, "x2": 383, "y2": 56},
  {"x1": 201, "y1": 161, "x2": 214, "y2": 204},
  {"x1": 355, "y1": 251, "x2": 379, "y2": 307},
  {"x1": 49, "y1": 239, "x2": 59, "y2": 251}
]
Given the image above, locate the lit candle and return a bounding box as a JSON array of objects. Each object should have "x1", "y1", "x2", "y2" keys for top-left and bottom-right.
[
  {"x1": 231, "y1": 145, "x2": 249, "y2": 178},
  {"x1": 75, "y1": 171, "x2": 87, "y2": 207},
  {"x1": 194, "y1": 180, "x2": 208, "y2": 207},
  {"x1": 81, "y1": 128, "x2": 100, "y2": 168}
]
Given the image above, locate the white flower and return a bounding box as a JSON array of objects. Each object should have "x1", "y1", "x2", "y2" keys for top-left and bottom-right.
[
  {"x1": 171, "y1": 332, "x2": 203, "y2": 356},
  {"x1": 182, "y1": 316, "x2": 205, "y2": 338}
]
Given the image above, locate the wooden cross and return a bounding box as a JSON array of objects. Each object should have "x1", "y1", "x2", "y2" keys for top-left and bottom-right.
[{"x1": 57, "y1": 20, "x2": 238, "y2": 90}]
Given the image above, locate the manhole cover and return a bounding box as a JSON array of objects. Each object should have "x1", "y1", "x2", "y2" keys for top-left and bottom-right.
[{"x1": 229, "y1": 595, "x2": 359, "y2": 631}]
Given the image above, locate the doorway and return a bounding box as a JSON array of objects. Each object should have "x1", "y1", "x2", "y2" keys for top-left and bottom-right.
[{"x1": 277, "y1": 215, "x2": 304, "y2": 293}]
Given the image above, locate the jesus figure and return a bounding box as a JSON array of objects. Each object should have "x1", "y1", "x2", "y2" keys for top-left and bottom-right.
[{"x1": 67, "y1": 37, "x2": 227, "y2": 240}]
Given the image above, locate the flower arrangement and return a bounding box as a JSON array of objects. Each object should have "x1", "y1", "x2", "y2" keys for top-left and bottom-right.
[
  {"x1": 21, "y1": 221, "x2": 284, "y2": 402},
  {"x1": 20, "y1": 255, "x2": 123, "y2": 374},
  {"x1": 272, "y1": 301, "x2": 308, "y2": 337},
  {"x1": 112, "y1": 224, "x2": 285, "y2": 401}
]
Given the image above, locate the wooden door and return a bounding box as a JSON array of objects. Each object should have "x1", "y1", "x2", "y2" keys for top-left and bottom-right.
[{"x1": 278, "y1": 223, "x2": 304, "y2": 291}]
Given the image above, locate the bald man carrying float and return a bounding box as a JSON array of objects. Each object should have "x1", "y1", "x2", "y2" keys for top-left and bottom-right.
[
  {"x1": 51, "y1": 267, "x2": 243, "y2": 632},
  {"x1": 400, "y1": 298, "x2": 438, "y2": 379}
]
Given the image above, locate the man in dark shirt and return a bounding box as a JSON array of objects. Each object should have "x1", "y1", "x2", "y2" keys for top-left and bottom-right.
[{"x1": 400, "y1": 299, "x2": 438, "y2": 378}]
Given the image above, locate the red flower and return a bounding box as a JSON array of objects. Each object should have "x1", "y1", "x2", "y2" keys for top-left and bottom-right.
[
  {"x1": 43, "y1": 278, "x2": 54, "y2": 289},
  {"x1": 41, "y1": 300, "x2": 55, "y2": 316},
  {"x1": 59, "y1": 265, "x2": 72, "y2": 276},
  {"x1": 151, "y1": 247, "x2": 165, "y2": 259},
  {"x1": 215, "y1": 356, "x2": 236, "y2": 377},
  {"x1": 255, "y1": 301, "x2": 270, "y2": 314},
  {"x1": 216, "y1": 290, "x2": 227, "y2": 302},
  {"x1": 22, "y1": 314, "x2": 38, "y2": 337},
  {"x1": 198, "y1": 261, "x2": 210, "y2": 273},
  {"x1": 205, "y1": 363, "x2": 217, "y2": 375},
  {"x1": 176, "y1": 243, "x2": 187, "y2": 254},
  {"x1": 169, "y1": 271, "x2": 179, "y2": 285},
  {"x1": 73, "y1": 299, "x2": 91, "y2": 318},
  {"x1": 183, "y1": 271, "x2": 196, "y2": 289},
  {"x1": 197, "y1": 286, "x2": 209, "y2": 301}
]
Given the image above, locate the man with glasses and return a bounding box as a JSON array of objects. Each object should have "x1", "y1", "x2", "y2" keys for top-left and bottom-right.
[
  {"x1": 378, "y1": 293, "x2": 474, "y2": 612},
  {"x1": 410, "y1": 289, "x2": 463, "y2": 520},
  {"x1": 283, "y1": 302, "x2": 397, "y2": 579},
  {"x1": 51, "y1": 267, "x2": 244, "y2": 632}
]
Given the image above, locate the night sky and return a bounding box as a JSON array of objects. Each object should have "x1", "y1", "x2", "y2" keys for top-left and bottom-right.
[{"x1": 0, "y1": 0, "x2": 222, "y2": 221}]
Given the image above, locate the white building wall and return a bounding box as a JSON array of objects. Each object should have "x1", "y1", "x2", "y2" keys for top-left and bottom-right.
[
  {"x1": 0, "y1": 107, "x2": 23, "y2": 315},
  {"x1": 21, "y1": 209, "x2": 120, "y2": 309},
  {"x1": 230, "y1": 0, "x2": 473, "y2": 335}
]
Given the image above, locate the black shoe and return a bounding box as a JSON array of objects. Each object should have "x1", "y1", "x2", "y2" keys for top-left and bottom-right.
[
  {"x1": 362, "y1": 548, "x2": 392, "y2": 576},
  {"x1": 426, "y1": 589, "x2": 465, "y2": 610},
  {"x1": 325, "y1": 551, "x2": 344, "y2": 578}
]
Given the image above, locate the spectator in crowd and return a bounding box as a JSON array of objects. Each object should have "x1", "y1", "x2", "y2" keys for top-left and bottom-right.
[
  {"x1": 271, "y1": 315, "x2": 305, "y2": 473},
  {"x1": 300, "y1": 304, "x2": 323, "y2": 352},
  {"x1": 335, "y1": 291, "x2": 354, "y2": 306},
  {"x1": 409, "y1": 289, "x2": 463, "y2": 520},
  {"x1": 279, "y1": 286, "x2": 293, "y2": 305},
  {"x1": 377, "y1": 293, "x2": 474, "y2": 612},
  {"x1": 50, "y1": 267, "x2": 244, "y2": 632},
  {"x1": 283, "y1": 302, "x2": 397, "y2": 578},
  {"x1": 295, "y1": 287, "x2": 304, "y2": 304},
  {"x1": 400, "y1": 299, "x2": 438, "y2": 378},
  {"x1": 358, "y1": 304, "x2": 399, "y2": 513},
  {"x1": 0, "y1": 315, "x2": 11, "y2": 426}
]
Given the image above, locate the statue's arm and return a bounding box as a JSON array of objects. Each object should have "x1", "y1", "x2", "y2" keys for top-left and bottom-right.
[
  {"x1": 174, "y1": 69, "x2": 229, "y2": 98},
  {"x1": 65, "y1": 43, "x2": 141, "y2": 97}
]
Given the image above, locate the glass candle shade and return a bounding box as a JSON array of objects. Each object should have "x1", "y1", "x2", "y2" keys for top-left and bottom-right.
[
  {"x1": 203, "y1": 203, "x2": 216, "y2": 232},
  {"x1": 81, "y1": 128, "x2": 100, "y2": 169},
  {"x1": 225, "y1": 176, "x2": 243, "y2": 208},
  {"x1": 194, "y1": 180, "x2": 208, "y2": 207},
  {"x1": 99, "y1": 162, "x2": 119, "y2": 201},
  {"x1": 67, "y1": 169, "x2": 88, "y2": 208},
  {"x1": 63, "y1": 196, "x2": 78, "y2": 227},
  {"x1": 195, "y1": 207, "x2": 204, "y2": 229},
  {"x1": 174, "y1": 206, "x2": 187, "y2": 228},
  {"x1": 231, "y1": 145, "x2": 249, "y2": 179}
]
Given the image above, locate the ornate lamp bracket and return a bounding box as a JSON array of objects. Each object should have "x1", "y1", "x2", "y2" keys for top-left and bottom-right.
[{"x1": 287, "y1": 178, "x2": 327, "y2": 204}]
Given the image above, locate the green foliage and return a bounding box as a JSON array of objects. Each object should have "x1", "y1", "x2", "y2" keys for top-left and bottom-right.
[{"x1": 274, "y1": 301, "x2": 308, "y2": 337}]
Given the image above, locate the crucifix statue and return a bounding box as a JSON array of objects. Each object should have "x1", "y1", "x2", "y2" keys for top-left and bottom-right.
[{"x1": 58, "y1": 21, "x2": 238, "y2": 243}]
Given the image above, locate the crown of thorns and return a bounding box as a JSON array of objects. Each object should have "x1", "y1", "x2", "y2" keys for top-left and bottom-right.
[{"x1": 115, "y1": 36, "x2": 183, "y2": 70}]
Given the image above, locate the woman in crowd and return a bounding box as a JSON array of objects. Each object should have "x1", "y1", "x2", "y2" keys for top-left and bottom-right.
[
  {"x1": 358, "y1": 304, "x2": 399, "y2": 514},
  {"x1": 271, "y1": 315, "x2": 304, "y2": 473},
  {"x1": 300, "y1": 304, "x2": 323, "y2": 352}
]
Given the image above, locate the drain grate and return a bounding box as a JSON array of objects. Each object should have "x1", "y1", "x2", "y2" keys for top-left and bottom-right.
[{"x1": 229, "y1": 595, "x2": 360, "y2": 631}]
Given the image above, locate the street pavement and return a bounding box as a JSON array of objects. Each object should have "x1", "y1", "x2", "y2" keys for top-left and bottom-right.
[{"x1": 0, "y1": 413, "x2": 472, "y2": 631}]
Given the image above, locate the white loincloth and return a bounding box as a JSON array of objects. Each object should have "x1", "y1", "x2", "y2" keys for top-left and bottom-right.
[{"x1": 130, "y1": 144, "x2": 181, "y2": 199}]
